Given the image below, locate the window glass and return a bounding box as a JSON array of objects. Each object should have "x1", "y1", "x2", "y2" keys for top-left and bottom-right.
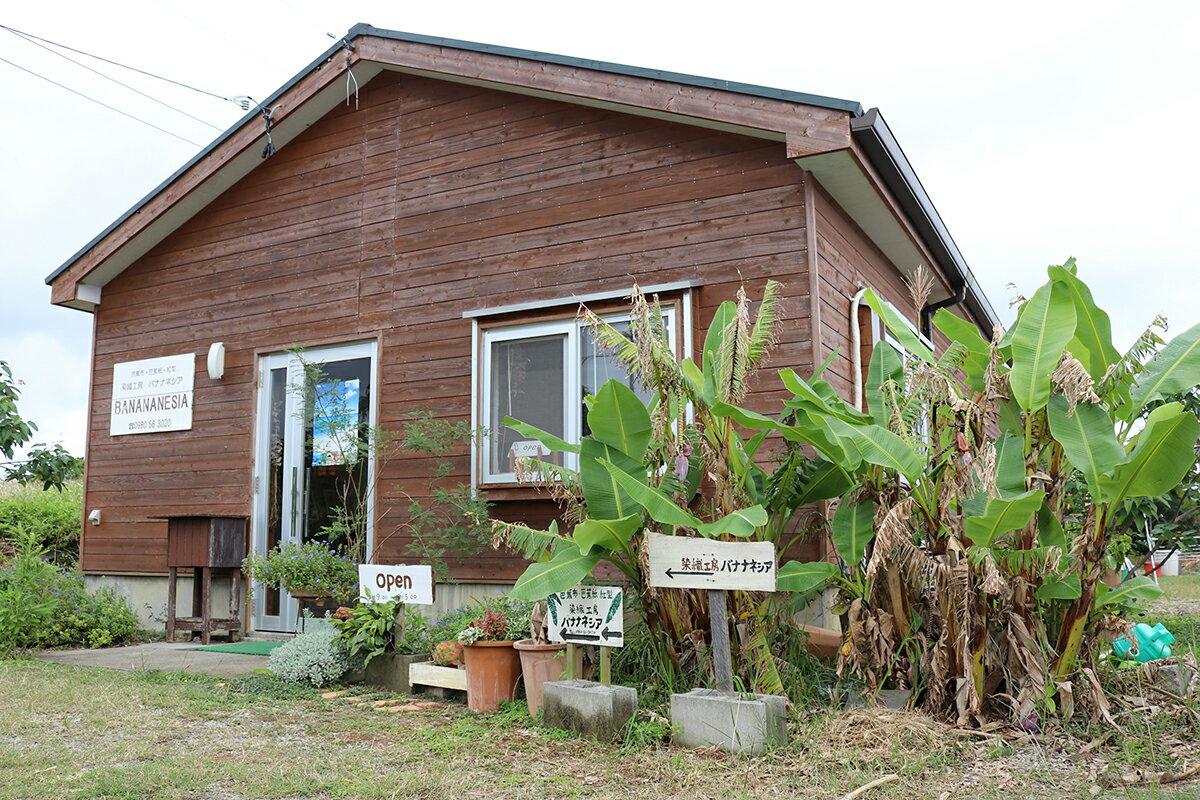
[
  {"x1": 580, "y1": 320, "x2": 654, "y2": 436},
  {"x1": 488, "y1": 334, "x2": 566, "y2": 477}
]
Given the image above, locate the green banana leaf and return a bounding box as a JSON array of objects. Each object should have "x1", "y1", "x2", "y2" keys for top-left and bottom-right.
[
  {"x1": 1034, "y1": 572, "x2": 1082, "y2": 602},
  {"x1": 1098, "y1": 402, "x2": 1200, "y2": 504},
  {"x1": 1036, "y1": 503, "x2": 1068, "y2": 549},
  {"x1": 1094, "y1": 576, "x2": 1164, "y2": 609},
  {"x1": 1008, "y1": 280, "x2": 1076, "y2": 412},
  {"x1": 1046, "y1": 262, "x2": 1120, "y2": 381},
  {"x1": 578, "y1": 438, "x2": 644, "y2": 519},
  {"x1": 865, "y1": 343, "x2": 903, "y2": 427},
  {"x1": 599, "y1": 459, "x2": 766, "y2": 538},
  {"x1": 777, "y1": 561, "x2": 840, "y2": 593},
  {"x1": 501, "y1": 416, "x2": 580, "y2": 454},
  {"x1": 861, "y1": 289, "x2": 934, "y2": 363},
  {"x1": 994, "y1": 433, "x2": 1028, "y2": 498},
  {"x1": 1129, "y1": 321, "x2": 1200, "y2": 412},
  {"x1": 1046, "y1": 395, "x2": 1124, "y2": 492},
  {"x1": 832, "y1": 498, "x2": 874, "y2": 571},
  {"x1": 572, "y1": 514, "x2": 643, "y2": 556},
  {"x1": 695, "y1": 506, "x2": 767, "y2": 539},
  {"x1": 586, "y1": 380, "x2": 652, "y2": 460},
  {"x1": 963, "y1": 490, "x2": 1045, "y2": 547},
  {"x1": 794, "y1": 460, "x2": 855, "y2": 505},
  {"x1": 510, "y1": 549, "x2": 602, "y2": 601},
  {"x1": 932, "y1": 307, "x2": 992, "y2": 392},
  {"x1": 825, "y1": 417, "x2": 925, "y2": 483},
  {"x1": 599, "y1": 458, "x2": 696, "y2": 527}
]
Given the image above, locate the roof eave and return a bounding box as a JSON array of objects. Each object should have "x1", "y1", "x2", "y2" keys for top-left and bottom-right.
[{"x1": 850, "y1": 108, "x2": 999, "y2": 330}]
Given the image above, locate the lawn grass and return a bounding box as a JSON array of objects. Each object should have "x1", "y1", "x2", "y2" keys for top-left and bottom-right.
[
  {"x1": 1159, "y1": 575, "x2": 1200, "y2": 601},
  {"x1": 2, "y1": 659, "x2": 1199, "y2": 800}
]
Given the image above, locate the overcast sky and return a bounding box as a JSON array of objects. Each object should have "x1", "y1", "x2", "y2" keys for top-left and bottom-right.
[{"x1": 1, "y1": 1, "x2": 1197, "y2": 462}]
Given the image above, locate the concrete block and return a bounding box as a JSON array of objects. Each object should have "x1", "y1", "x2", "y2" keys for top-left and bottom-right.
[
  {"x1": 1155, "y1": 662, "x2": 1196, "y2": 697},
  {"x1": 543, "y1": 679, "x2": 637, "y2": 742},
  {"x1": 670, "y1": 688, "x2": 787, "y2": 754},
  {"x1": 363, "y1": 653, "x2": 425, "y2": 694}
]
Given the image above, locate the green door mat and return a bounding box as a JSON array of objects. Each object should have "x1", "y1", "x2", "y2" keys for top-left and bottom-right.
[{"x1": 192, "y1": 641, "x2": 284, "y2": 656}]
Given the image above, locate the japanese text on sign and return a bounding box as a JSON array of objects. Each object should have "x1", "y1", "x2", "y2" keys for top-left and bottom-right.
[
  {"x1": 547, "y1": 586, "x2": 624, "y2": 647},
  {"x1": 110, "y1": 354, "x2": 196, "y2": 436},
  {"x1": 646, "y1": 532, "x2": 777, "y2": 592}
]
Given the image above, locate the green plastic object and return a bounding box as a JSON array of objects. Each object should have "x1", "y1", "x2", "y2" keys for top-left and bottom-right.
[{"x1": 1112, "y1": 623, "x2": 1175, "y2": 662}]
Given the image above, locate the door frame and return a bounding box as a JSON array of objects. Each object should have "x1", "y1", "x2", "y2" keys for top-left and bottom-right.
[{"x1": 249, "y1": 340, "x2": 379, "y2": 632}]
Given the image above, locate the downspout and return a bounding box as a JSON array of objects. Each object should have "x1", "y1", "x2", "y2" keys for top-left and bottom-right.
[
  {"x1": 849, "y1": 288, "x2": 867, "y2": 410},
  {"x1": 919, "y1": 278, "x2": 966, "y2": 341}
]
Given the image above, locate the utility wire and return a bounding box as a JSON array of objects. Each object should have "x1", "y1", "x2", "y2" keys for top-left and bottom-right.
[
  {"x1": 0, "y1": 54, "x2": 202, "y2": 146},
  {"x1": 0, "y1": 23, "x2": 246, "y2": 108},
  {"x1": 3, "y1": 26, "x2": 223, "y2": 131}
]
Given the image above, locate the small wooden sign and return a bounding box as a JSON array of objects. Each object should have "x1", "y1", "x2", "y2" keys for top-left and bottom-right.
[
  {"x1": 547, "y1": 586, "x2": 624, "y2": 647},
  {"x1": 645, "y1": 532, "x2": 776, "y2": 592},
  {"x1": 358, "y1": 565, "x2": 434, "y2": 605}
]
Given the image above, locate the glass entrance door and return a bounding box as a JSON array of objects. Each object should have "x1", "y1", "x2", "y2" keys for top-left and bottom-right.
[{"x1": 251, "y1": 342, "x2": 376, "y2": 632}]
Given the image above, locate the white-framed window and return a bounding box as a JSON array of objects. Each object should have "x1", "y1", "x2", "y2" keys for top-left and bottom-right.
[{"x1": 477, "y1": 307, "x2": 680, "y2": 485}]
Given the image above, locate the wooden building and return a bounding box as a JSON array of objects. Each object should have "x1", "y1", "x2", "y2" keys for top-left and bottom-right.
[{"x1": 46, "y1": 26, "x2": 998, "y2": 632}]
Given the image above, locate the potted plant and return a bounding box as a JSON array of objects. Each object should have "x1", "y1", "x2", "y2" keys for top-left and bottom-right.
[
  {"x1": 455, "y1": 597, "x2": 532, "y2": 712},
  {"x1": 514, "y1": 601, "x2": 585, "y2": 717},
  {"x1": 332, "y1": 599, "x2": 430, "y2": 693},
  {"x1": 241, "y1": 540, "x2": 359, "y2": 606}
]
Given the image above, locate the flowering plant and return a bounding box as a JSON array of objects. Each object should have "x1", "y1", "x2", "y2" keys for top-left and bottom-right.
[
  {"x1": 241, "y1": 541, "x2": 358, "y2": 606},
  {"x1": 432, "y1": 639, "x2": 463, "y2": 666}
]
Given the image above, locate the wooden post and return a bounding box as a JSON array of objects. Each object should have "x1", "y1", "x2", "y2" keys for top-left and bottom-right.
[
  {"x1": 708, "y1": 589, "x2": 733, "y2": 693},
  {"x1": 599, "y1": 646, "x2": 612, "y2": 686},
  {"x1": 392, "y1": 603, "x2": 407, "y2": 652},
  {"x1": 166, "y1": 566, "x2": 177, "y2": 643},
  {"x1": 566, "y1": 643, "x2": 577, "y2": 680}
]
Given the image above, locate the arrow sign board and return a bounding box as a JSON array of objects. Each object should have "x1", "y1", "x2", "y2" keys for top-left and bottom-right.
[
  {"x1": 645, "y1": 532, "x2": 776, "y2": 592},
  {"x1": 546, "y1": 586, "x2": 624, "y2": 647},
  {"x1": 358, "y1": 565, "x2": 434, "y2": 605}
]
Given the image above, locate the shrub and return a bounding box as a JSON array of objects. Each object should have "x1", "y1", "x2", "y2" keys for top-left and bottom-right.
[
  {"x1": 268, "y1": 627, "x2": 361, "y2": 686},
  {"x1": 0, "y1": 480, "x2": 82, "y2": 568},
  {"x1": 0, "y1": 528, "x2": 138, "y2": 653}
]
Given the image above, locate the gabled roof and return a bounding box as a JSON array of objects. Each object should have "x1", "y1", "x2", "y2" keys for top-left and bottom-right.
[{"x1": 46, "y1": 24, "x2": 997, "y2": 329}]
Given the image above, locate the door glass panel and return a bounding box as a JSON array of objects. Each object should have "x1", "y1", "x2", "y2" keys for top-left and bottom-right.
[
  {"x1": 302, "y1": 357, "x2": 372, "y2": 561},
  {"x1": 489, "y1": 335, "x2": 565, "y2": 476},
  {"x1": 265, "y1": 367, "x2": 287, "y2": 618}
]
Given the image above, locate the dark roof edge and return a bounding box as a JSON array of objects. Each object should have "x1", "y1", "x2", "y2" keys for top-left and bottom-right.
[
  {"x1": 350, "y1": 24, "x2": 864, "y2": 116},
  {"x1": 850, "y1": 108, "x2": 999, "y2": 330}
]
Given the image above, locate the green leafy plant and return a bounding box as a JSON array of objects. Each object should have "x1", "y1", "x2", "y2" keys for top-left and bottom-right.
[
  {"x1": 492, "y1": 284, "x2": 834, "y2": 693},
  {"x1": 241, "y1": 540, "x2": 359, "y2": 605},
  {"x1": 0, "y1": 528, "x2": 138, "y2": 654},
  {"x1": 718, "y1": 261, "x2": 1200, "y2": 724},
  {"x1": 333, "y1": 600, "x2": 430, "y2": 664},
  {"x1": 0, "y1": 479, "x2": 82, "y2": 568}
]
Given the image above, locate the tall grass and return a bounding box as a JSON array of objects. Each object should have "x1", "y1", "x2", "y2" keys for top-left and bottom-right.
[{"x1": 0, "y1": 479, "x2": 81, "y2": 568}]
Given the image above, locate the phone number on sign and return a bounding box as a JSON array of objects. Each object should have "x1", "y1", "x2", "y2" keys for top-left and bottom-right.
[{"x1": 124, "y1": 418, "x2": 175, "y2": 431}]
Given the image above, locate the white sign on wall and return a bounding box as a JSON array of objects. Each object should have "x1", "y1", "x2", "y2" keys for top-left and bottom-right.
[
  {"x1": 110, "y1": 354, "x2": 196, "y2": 436},
  {"x1": 358, "y1": 564, "x2": 434, "y2": 605},
  {"x1": 645, "y1": 532, "x2": 777, "y2": 592},
  {"x1": 547, "y1": 585, "x2": 624, "y2": 647}
]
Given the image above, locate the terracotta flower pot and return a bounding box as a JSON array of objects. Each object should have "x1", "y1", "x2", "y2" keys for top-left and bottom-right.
[
  {"x1": 462, "y1": 640, "x2": 522, "y2": 712},
  {"x1": 514, "y1": 639, "x2": 585, "y2": 717}
]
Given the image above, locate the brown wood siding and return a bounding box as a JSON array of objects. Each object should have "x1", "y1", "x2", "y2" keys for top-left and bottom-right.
[{"x1": 82, "y1": 72, "x2": 819, "y2": 578}]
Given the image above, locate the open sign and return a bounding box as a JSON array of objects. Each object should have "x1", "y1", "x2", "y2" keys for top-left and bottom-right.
[{"x1": 358, "y1": 564, "x2": 434, "y2": 605}]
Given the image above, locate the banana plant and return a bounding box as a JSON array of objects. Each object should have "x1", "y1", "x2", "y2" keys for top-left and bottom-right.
[{"x1": 491, "y1": 283, "x2": 843, "y2": 690}]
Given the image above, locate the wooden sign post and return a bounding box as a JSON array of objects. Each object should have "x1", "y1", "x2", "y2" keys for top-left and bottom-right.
[
  {"x1": 645, "y1": 532, "x2": 776, "y2": 693},
  {"x1": 547, "y1": 586, "x2": 624, "y2": 686}
]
